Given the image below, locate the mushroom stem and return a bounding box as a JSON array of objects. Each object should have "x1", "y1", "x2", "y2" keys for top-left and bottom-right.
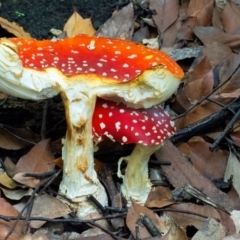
[
  {"x1": 117, "y1": 144, "x2": 161, "y2": 205},
  {"x1": 59, "y1": 91, "x2": 108, "y2": 218}
]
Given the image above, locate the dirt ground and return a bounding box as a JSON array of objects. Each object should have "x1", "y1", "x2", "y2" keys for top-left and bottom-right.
[{"x1": 0, "y1": 0, "x2": 120, "y2": 39}]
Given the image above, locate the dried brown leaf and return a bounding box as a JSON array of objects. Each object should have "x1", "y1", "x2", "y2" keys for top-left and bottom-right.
[
  {"x1": 2, "y1": 188, "x2": 33, "y2": 201},
  {"x1": 64, "y1": 11, "x2": 95, "y2": 37},
  {"x1": 179, "y1": 102, "x2": 222, "y2": 128},
  {"x1": 168, "y1": 203, "x2": 220, "y2": 229},
  {"x1": 155, "y1": 140, "x2": 234, "y2": 211},
  {"x1": 14, "y1": 139, "x2": 55, "y2": 175},
  {"x1": 0, "y1": 198, "x2": 24, "y2": 239},
  {"x1": 13, "y1": 139, "x2": 55, "y2": 187},
  {"x1": 161, "y1": 20, "x2": 179, "y2": 48},
  {"x1": 158, "y1": 214, "x2": 188, "y2": 240},
  {"x1": 177, "y1": 17, "x2": 196, "y2": 41},
  {"x1": 0, "y1": 17, "x2": 30, "y2": 38},
  {"x1": 30, "y1": 194, "x2": 71, "y2": 228},
  {"x1": 222, "y1": 1, "x2": 240, "y2": 34},
  {"x1": 203, "y1": 42, "x2": 232, "y2": 68},
  {"x1": 178, "y1": 142, "x2": 228, "y2": 180},
  {"x1": 96, "y1": 3, "x2": 134, "y2": 40},
  {"x1": 145, "y1": 186, "x2": 174, "y2": 208},
  {"x1": 212, "y1": 6, "x2": 223, "y2": 29},
  {"x1": 0, "y1": 126, "x2": 40, "y2": 150},
  {"x1": 218, "y1": 210, "x2": 236, "y2": 236},
  {"x1": 149, "y1": 0, "x2": 179, "y2": 33},
  {"x1": 185, "y1": 56, "x2": 214, "y2": 102},
  {"x1": 230, "y1": 131, "x2": 240, "y2": 147},
  {"x1": 13, "y1": 173, "x2": 39, "y2": 188},
  {"x1": 187, "y1": 0, "x2": 214, "y2": 26},
  {"x1": 194, "y1": 26, "x2": 240, "y2": 49},
  {"x1": 126, "y1": 202, "x2": 162, "y2": 238}
]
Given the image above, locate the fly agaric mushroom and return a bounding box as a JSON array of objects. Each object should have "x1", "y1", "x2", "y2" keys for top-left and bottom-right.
[
  {"x1": 0, "y1": 35, "x2": 183, "y2": 218},
  {"x1": 93, "y1": 98, "x2": 175, "y2": 204}
]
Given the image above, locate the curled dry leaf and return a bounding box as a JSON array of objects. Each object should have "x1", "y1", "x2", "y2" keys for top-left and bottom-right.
[
  {"x1": 64, "y1": 10, "x2": 95, "y2": 37},
  {"x1": 0, "y1": 198, "x2": 24, "y2": 240},
  {"x1": 30, "y1": 194, "x2": 71, "y2": 229},
  {"x1": 13, "y1": 139, "x2": 55, "y2": 188},
  {"x1": 145, "y1": 186, "x2": 174, "y2": 208},
  {"x1": 193, "y1": 26, "x2": 240, "y2": 49},
  {"x1": 149, "y1": 0, "x2": 179, "y2": 34},
  {"x1": 178, "y1": 102, "x2": 222, "y2": 128},
  {"x1": 187, "y1": 0, "x2": 214, "y2": 26},
  {"x1": 0, "y1": 17, "x2": 30, "y2": 38},
  {"x1": 222, "y1": 1, "x2": 240, "y2": 34},
  {"x1": 96, "y1": 3, "x2": 134, "y2": 40},
  {"x1": 185, "y1": 56, "x2": 214, "y2": 103},
  {"x1": 126, "y1": 202, "x2": 162, "y2": 239},
  {"x1": 0, "y1": 126, "x2": 40, "y2": 150},
  {"x1": 178, "y1": 141, "x2": 228, "y2": 180},
  {"x1": 167, "y1": 203, "x2": 220, "y2": 229},
  {"x1": 158, "y1": 214, "x2": 188, "y2": 240}
]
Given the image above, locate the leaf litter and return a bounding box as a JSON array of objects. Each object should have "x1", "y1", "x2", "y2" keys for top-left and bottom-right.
[{"x1": 0, "y1": 0, "x2": 240, "y2": 239}]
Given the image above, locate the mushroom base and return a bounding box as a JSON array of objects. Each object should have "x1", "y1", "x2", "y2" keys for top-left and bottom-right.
[{"x1": 118, "y1": 144, "x2": 161, "y2": 205}]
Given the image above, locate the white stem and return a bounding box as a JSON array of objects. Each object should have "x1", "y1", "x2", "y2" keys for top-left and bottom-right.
[
  {"x1": 58, "y1": 90, "x2": 107, "y2": 218},
  {"x1": 118, "y1": 144, "x2": 161, "y2": 205}
]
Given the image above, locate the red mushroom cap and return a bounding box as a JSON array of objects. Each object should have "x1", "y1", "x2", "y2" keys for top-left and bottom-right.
[
  {"x1": 10, "y1": 35, "x2": 183, "y2": 81},
  {"x1": 93, "y1": 98, "x2": 175, "y2": 146}
]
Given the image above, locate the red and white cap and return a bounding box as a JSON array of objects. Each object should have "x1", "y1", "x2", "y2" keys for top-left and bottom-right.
[{"x1": 93, "y1": 98, "x2": 175, "y2": 146}]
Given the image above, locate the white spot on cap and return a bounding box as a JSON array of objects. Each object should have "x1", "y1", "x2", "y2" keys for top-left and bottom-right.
[
  {"x1": 123, "y1": 63, "x2": 129, "y2": 68},
  {"x1": 98, "y1": 114, "x2": 102, "y2": 118},
  {"x1": 109, "y1": 112, "x2": 113, "y2": 117},
  {"x1": 135, "y1": 132, "x2": 139, "y2": 136},
  {"x1": 120, "y1": 109, "x2": 125, "y2": 113},
  {"x1": 102, "y1": 103, "x2": 108, "y2": 108},
  {"x1": 111, "y1": 68, "x2": 117, "y2": 72},
  {"x1": 132, "y1": 120, "x2": 137, "y2": 123},
  {"x1": 115, "y1": 51, "x2": 121, "y2": 54},
  {"x1": 122, "y1": 136, "x2": 128, "y2": 143},
  {"x1": 125, "y1": 125, "x2": 128, "y2": 129},
  {"x1": 97, "y1": 63, "x2": 103, "y2": 67},
  {"x1": 100, "y1": 58, "x2": 107, "y2": 62},
  {"x1": 145, "y1": 132, "x2": 151, "y2": 136},
  {"x1": 71, "y1": 50, "x2": 79, "y2": 54},
  {"x1": 128, "y1": 54, "x2": 137, "y2": 59},
  {"x1": 100, "y1": 122, "x2": 106, "y2": 129},
  {"x1": 115, "y1": 122, "x2": 121, "y2": 131}
]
